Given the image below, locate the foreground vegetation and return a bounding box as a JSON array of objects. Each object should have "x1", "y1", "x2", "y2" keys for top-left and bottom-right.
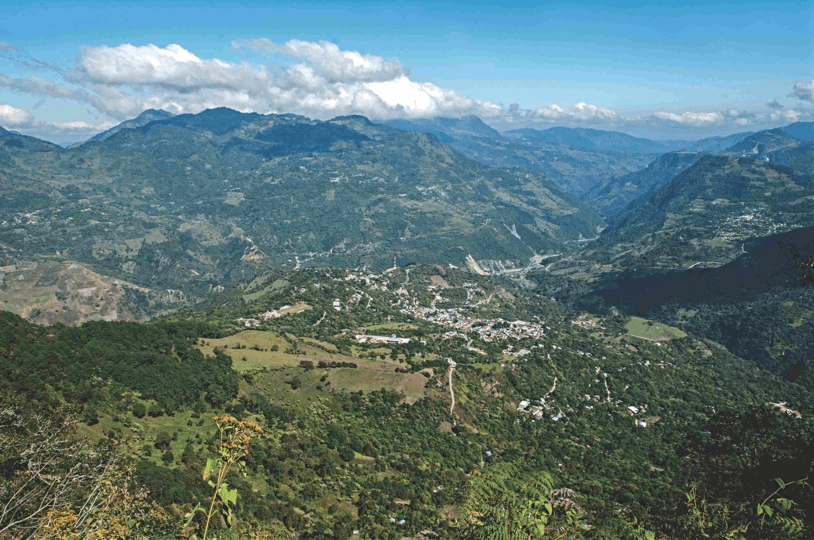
[{"x1": 2, "y1": 265, "x2": 814, "y2": 539}]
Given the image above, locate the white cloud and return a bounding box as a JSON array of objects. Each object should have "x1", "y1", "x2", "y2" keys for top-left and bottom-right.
[
  {"x1": 238, "y1": 38, "x2": 405, "y2": 83},
  {"x1": 58, "y1": 41, "x2": 503, "y2": 121},
  {"x1": 0, "y1": 74, "x2": 91, "y2": 102},
  {"x1": 0, "y1": 103, "x2": 34, "y2": 126},
  {"x1": 0, "y1": 102, "x2": 115, "y2": 136},
  {"x1": 770, "y1": 109, "x2": 801, "y2": 123},
  {"x1": 78, "y1": 43, "x2": 260, "y2": 89},
  {"x1": 653, "y1": 111, "x2": 724, "y2": 126},
  {"x1": 650, "y1": 107, "x2": 809, "y2": 130},
  {"x1": 47, "y1": 120, "x2": 117, "y2": 132},
  {"x1": 788, "y1": 80, "x2": 814, "y2": 102},
  {"x1": 533, "y1": 104, "x2": 568, "y2": 120},
  {"x1": 570, "y1": 102, "x2": 617, "y2": 121}
]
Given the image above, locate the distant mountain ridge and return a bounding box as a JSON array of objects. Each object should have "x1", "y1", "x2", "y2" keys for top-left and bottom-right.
[
  {"x1": 721, "y1": 122, "x2": 814, "y2": 175},
  {"x1": 782, "y1": 121, "x2": 814, "y2": 142},
  {"x1": 383, "y1": 116, "x2": 502, "y2": 142},
  {"x1": 0, "y1": 107, "x2": 603, "y2": 297},
  {"x1": 87, "y1": 108, "x2": 176, "y2": 142},
  {"x1": 527, "y1": 153, "x2": 814, "y2": 294},
  {"x1": 504, "y1": 126, "x2": 690, "y2": 154},
  {"x1": 685, "y1": 131, "x2": 753, "y2": 152},
  {"x1": 381, "y1": 117, "x2": 657, "y2": 197}
]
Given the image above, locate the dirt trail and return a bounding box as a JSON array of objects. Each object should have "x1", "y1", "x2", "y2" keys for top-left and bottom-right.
[
  {"x1": 448, "y1": 367, "x2": 456, "y2": 414},
  {"x1": 312, "y1": 311, "x2": 326, "y2": 326},
  {"x1": 541, "y1": 376, "x2": 557, "y2": 408}
]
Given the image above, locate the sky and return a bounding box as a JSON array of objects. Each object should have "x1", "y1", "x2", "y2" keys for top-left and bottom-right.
[{"x1": 0, "y1": 0, "x2": 812, "y2": 143}]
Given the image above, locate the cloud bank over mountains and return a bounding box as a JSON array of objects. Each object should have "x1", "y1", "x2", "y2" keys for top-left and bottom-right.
[{"x1": 0, "y1": 39, "x2": 811, "y2": 141}]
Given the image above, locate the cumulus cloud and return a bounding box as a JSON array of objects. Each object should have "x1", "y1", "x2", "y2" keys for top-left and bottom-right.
[
  {"x1": 770, "y1": 109, "x2": 801, "y2": 123},
  {"x1": 653, "y1": 111, "x2": 724, "y2": 126},
  {"x1": 570, "y1": 102, "x2": 617, "y2": 121},
  {"x1": 0, "y1": 103, "x2": 35, "y2": 126},
  {"x1": 58, "y1": 41, "x2": 501, "y2": 121},
  {"x1": 237, "y1": 38, "x2": 405, "y2": 83},
  {"x1": 506, "y1": 102, "x2": 618, "y2": 124},
  {"x1": 78, "y1": 43, "x2": 258, "y2": 89},
  {"x1": 47, "y1": 120, "x2": 117, "y2": 132},
  {"x1": 1, "y1": 38, "x2": 631, "y2": 135},
  {"x1": 0, "y1": 102, "x2": 115, "y2": 135},
  {"x1": 788, "y1": 80, "x2": 814, "y2": 102},
  {"x1": 533, "y1": 104, "x2": 568, "y2": 120},
  {"x1": 649, "y1": 107, "x2": 809, "y2": 130}
]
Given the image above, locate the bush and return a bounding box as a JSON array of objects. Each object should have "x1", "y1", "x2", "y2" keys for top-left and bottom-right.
[
  {"x1": 148, "y1": 404, "x2": 164, "y2": 418},
  {"x1": 132, "y1": 403, "x2": 146, "y2": 418},
  {"x1": 82, "y1": 409, "x2": 99, "y2": 426},
  {"x1": 154, "y1": 431, "x2": 172, "y2": 450},
  {"x1": 338, "y1": 446, "x2": 356, "y2": 462}
]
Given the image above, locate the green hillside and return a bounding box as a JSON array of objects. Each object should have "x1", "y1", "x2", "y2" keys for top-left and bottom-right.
[{"x1": 3, "y1": 265, "x2": 814, "y2": 539}]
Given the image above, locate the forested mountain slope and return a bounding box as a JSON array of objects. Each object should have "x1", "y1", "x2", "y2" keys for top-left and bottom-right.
[
  {"x1": 0, "y1": 108, "x2": 602, "y2": 300},
  {"x1": 583, "y1": 151, "x2": 702, "y2": 218}
]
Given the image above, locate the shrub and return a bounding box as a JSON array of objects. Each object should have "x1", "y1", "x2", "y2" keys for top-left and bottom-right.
[
  {"x1": 148, "y1": 404, "x2": 164, "y2": 418},
  {"x1": 132, "y1": 403, "x2": 146, "y2": 418}
]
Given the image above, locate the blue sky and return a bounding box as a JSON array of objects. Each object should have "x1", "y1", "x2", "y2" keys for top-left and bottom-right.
[{"x1": 0, "y1": 0, "x2": 812, "y2": 141}]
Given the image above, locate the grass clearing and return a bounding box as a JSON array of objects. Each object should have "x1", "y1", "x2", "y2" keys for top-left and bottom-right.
[
  {"x1": 625, "y1": 317, "x2": 686, "y2": 341},
  {"x1": 197, "y1": 330, "x2": 297, "y2": 371},
  {"x1": 364, "y1": 322, "x2": 418, "y2": 332},
  {"x1": 327, "y1": 368, "x2": 428, "y2": 400}
]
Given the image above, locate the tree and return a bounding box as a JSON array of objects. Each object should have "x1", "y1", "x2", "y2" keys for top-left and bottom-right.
[
  {"x1": 0, "y1": 395, "x2": 176, "y2": 539},
  {"x1": 133, "y1": 402, "x2": 147, "y2": 418},
  {"x1": 148, "y1": 403, "x2": 164, "y2": 418},
  {"x1": 154, "y1": 430, "x2": 172, "y2": 450}
]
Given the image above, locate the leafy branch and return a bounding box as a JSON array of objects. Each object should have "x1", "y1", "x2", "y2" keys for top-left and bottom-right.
[{"x1": 185, "y1": 414, "x2": 263, "y2": 540}]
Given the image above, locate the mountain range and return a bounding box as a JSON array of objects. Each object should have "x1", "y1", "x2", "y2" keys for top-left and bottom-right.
[
  {"x1": 2, "y1": 111, "x2": 813, "y2": 376},
  {"x1": 0, "y1": 108, "x2": 603, "y2": 305}
]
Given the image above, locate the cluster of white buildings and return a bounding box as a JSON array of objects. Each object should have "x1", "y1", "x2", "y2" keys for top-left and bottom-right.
[{"x1": 353, "y1": 334, "x2": 411, "y2": 345}]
